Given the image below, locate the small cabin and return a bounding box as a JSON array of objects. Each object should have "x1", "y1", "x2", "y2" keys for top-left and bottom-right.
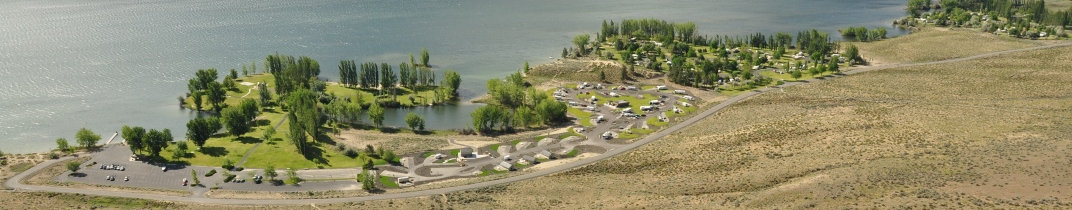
[
  {"x1": 498, "y1": 161, "x2": 515, "y2": 171},
  {"x1": 459, "y1": 147, "x2": 475, "y2": 158},
  {"x1": 522, "y1": 155, "x2": 537, "y2": 164},
  {"x1": 539, "y1": 150, "x2": 555, "y2": 159}
]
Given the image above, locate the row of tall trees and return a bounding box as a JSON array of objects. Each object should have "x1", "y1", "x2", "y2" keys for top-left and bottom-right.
[
  {"x1": 266, "y1": 54, "x2": 320, "y2": 97},
  {"x1": 287, "y1": 89, "x2": 322, "y2": 157},
  {"x1": 340, "y1": 62, "x2": 437, "y2": 90},
  {"x1": 121, "y1": 126, "x2": 174, "y2": 157}
]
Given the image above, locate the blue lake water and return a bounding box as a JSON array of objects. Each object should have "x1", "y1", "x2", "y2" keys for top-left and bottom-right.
[{"x1": 0, "y1": 0, "x2": 907, "y2": 153}]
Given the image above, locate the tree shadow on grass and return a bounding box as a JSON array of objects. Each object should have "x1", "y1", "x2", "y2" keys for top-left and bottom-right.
[
  {"x1": 232, "y1": 136, "x2": 263, "y2": 144},
  {"x1": 200, "y1": 146, "x2": 228, "y2": 157},
  {"x1": 140, "y1": 155, "x2": 191, "y2": 166},
  {"x1": 300, "y1": 141, "x2": 329, "y2": 167},
  {"x1": 314, "y1": 132, "x2": 336, "y2": 145},
  {"x1": 253, "y1": 119, "x2": 271, "y2": 127}
]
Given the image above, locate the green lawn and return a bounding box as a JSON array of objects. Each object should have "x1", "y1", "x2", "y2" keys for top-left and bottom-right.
[
  {"x1": 567, "y1": 107, "x2": 594, "y2": 127},
  {"x1": 557, "y1": 129, "x2": 585, "y2": 139},
  {"x1": 325, "y1": 84, "x2": 442, "y2": 107},
  {"x1": 489, "y1": 144, "x2": 501, "y2": 152},
  {"x1": 241, "y1": 118, "x2": 367, "y2": 169},
  {"x1": 564, "y1": 149, "x2": 579, "y2": 157},
  {"x1": 163, "y1": 110, "x2": 386, "y2": 169},
  {"x1": 449, "y1": 149, "x2": 460, "y2": 157},
  {"x1": 185, "y1": 74, "x2": 274, "y2": 111},
  {"x1": 646, "y1": 116, "x2": 669, "y2": 128},
  {"x1": 379, "y1": 175, "x2": 399, "y2": 188},
  {"x1": 577, "y1": 92, "x2": 658, "y2": 112}
]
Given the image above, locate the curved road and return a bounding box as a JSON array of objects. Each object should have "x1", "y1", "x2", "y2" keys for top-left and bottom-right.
[{"x1": 7, "y1": 42, "x2": 1072, "y2": 205}]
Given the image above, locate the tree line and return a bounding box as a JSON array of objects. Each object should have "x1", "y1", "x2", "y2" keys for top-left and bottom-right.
[
  {"x1": 471, "y1": 72, "x2": 568, "y2": 134},
  {"x1": 907, "y1": 0, "x2": 1072, "y2": 38},
  {"x1": 121, "y1": 125, "x2": 175, "y2": 157},
  {"x1": 594, "y1": 18, "x2": 843, "y2": 89},
  {"x1": 839, "y1": 26, "x2": 888, "y2": 42},
  {"x1": 53, "y1": 127, "x2": 103, "y2": 155}
]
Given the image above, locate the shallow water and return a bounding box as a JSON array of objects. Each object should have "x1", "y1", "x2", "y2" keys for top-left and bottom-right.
[{"x1": 0, "y1": 0, "x2": 907, "y2": 153}]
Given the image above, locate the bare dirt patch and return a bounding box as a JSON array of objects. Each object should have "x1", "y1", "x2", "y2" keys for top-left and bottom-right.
[{"x1": 524, "y1": 153, "x2": 597, "y2": 171}]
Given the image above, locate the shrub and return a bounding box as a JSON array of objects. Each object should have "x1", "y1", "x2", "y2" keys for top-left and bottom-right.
[
  {"x1": 205, "y1": 169, "x2": 217, "y2": 177},
  {"x1": 222, "y1": 159, "x2": 235, "y2": 170},
  {"x1": 344, "y1": 148, "x2": 358, "y2": 158},
  {"x1": 234, "y1": 167, "x2": 244, "y2": 171},
  {"x1": 48, "y1": 153, "x2": 59, "y2": 159},
  {"x1": 223, "y1": 174, "x2": 237, "y2": 183}
]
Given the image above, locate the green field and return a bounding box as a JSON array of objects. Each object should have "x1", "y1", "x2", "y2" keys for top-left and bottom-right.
[
  {"x1": 577, "y1": 92, "x2": 658, "y2": 111},
  {"x1": 566, "y1": 107, "x2": 594, "y2": 127},
  {"x1": 162, "y1": 110, "x2": 391, "y2": 169},
  {"x1": 646, "y1": 116, "x2": 669, "y2": 128},
  {"x1": 379, "y1": 175, "x2": 399, "y2": 188},
  {"x1": 325, "y1": 85, "x2": 442, "y2": 107},
  {"x1": 185, "y1": 74, "x2": 274, "y2": 111}
]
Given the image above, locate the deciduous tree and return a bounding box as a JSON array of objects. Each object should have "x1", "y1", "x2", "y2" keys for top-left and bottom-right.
[
  {"x1": 75, "y1": 128, "x2": 100, "y2": 149},
  {"x1": 405, "y1": 112, "x2": 425, "y2": 131},
  {"x1": 369, "y1": 102, "x2": 385, "y2": 128}
]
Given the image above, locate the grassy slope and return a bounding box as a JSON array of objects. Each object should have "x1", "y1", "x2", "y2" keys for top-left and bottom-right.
[{"x1": 852, "y1": 27, "x2": 1039, "y2": 63}]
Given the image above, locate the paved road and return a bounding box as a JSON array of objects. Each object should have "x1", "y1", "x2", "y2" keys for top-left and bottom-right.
[{"x1": 7, "y1": 42, "x2": 1072, "y2": 205}]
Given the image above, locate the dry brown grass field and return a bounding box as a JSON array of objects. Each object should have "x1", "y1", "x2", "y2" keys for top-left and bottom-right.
[
  {"x1": 853, "y1": 27, "x2": 1039, "y2": 64},
  {"x1": 317, "y1": 43, "x2": 1072, "y2": 209},
  {"x1": 3, "y1": 30, "x2": 1072, "y2": 209}
]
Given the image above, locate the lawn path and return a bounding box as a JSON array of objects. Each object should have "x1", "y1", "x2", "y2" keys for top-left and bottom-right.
[{"x1": 233, "y1": 112, "x2": 287, "y2": 169}]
